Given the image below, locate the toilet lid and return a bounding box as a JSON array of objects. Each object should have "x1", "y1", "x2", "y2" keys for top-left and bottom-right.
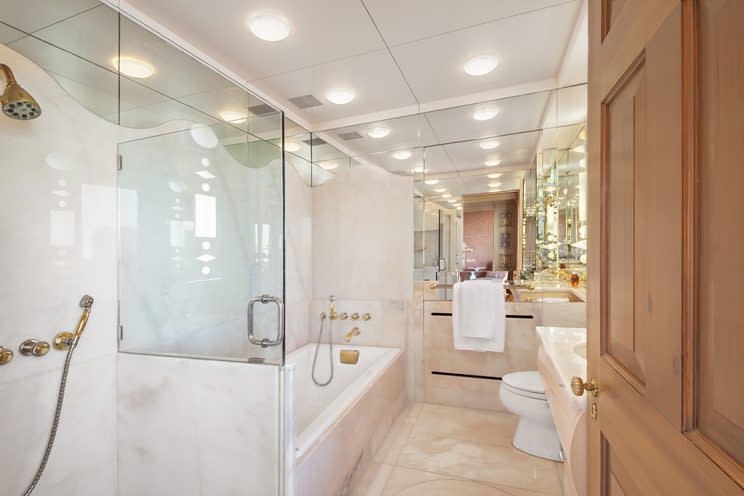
[{"x1": 502, "y1": 371, "x2": 545, "y2": 395}]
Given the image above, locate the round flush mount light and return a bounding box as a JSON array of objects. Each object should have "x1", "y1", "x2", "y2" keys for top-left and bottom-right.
[
  {"x1": 480, "y1": 139, "x2": 500, "y2": 150},
  {"x1": 433, "y1": 187, "x2": 446, "y2": 193},
  {"x1": 425, "y1": 179, "x2": 440, "y2": 185},
  {"x1": 464, "y1": 56, "x2": 498, "y2": 76},
  {"x1": 325, "y1": 88, "x2": 356, "y2": 105},
  {"x1": 484, "y1": 159, "x2": 501, "y2": 167},
  {"x1": 319, "y1": 161, "x2": 338, "y2": 170},
  {"x1": 393, "y1": 150, "x2": 412, "y2": 160},
  {"x1": 190, "y1": 123, "x2": 218, "y2": 149},
  {"x1": 473, "y1": 108, "x2": 499, "y2": 121},
  {"x1": 411, "y1": 166, "x2": 428, "y2": 174},
  {"x1": 285, "y1": 141, "x2": 301, "y2": 152},
  {"x1": 112, "y1": 56, "x2": 154, "y2": 78},
  {"x1": 248, "y1": 12, "x2": 290, "y2": 41},
  {"x1": 487, "y1": 173, "x2": 501, "y2": 179},
  {"x1": 219, "y1": 110, "x2": 248, "y2": 124},
  {"x1": 447, "y1": 199, "x2": 457, "y2": 203},
  {"x1": 367, "y1": 127, "x2": 390, "y2": 139},
  {"x1": 488, "y1": 181, "x2": 501, "y2": 188},
  {"x1": 442, "y1": 193, "x2": 452, "y2": 198}
]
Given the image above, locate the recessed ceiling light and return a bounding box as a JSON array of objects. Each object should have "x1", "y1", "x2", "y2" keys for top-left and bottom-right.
[
  {"x1": 442, "y1": 193, "x2": 452, "y2": 198},
  {"x1": 367, "y1": 127, "x2": 390, "y2": 139},
  {"x1": 393, "y1": 150, "x2": 412, "y2": 160},
  {"x1": 112, "y1": 56, "x2": 154, "y2": 78},
  {"x1": 285, "y1": 141, "x2": 301, "y2": 152},
  {"x1": 219, "y1": 110, "x2": 248, "y2": 124},
  {"x1": 433, "y1": 187, "x2": 446, "y2": 193},
  {"x1": 484, "y1": 159, "x2": 501, "y2": 167},
  {"x1": 326, "y1": 88, "x2": 355, "y2": 105},
  {"x1": 411, "y1": 166, "x2": 428, "y2": 173},
  {"x1": 487, "y1": 173, "x2": 501, "y2": 179},
  {"x1": 319, "y1": 162, "x2": 338, "y2": 170},
  {"x1": 425, "y1": 179, "x2": 440, "y2": 185},
  {"x1": 201, "y1": 158, "x2": 210, "y2": 167},
  {"x1": 447, "y1": 199, "x2": 457, "y2": 203},
  {"x1": 464, "y1": 56, "x2": 498, "y2": 76},
  {"x1": 480, "y1": 139, "x2": 500, "y2": 150},
  {"x1": 579, "y1": 158, "x2": 587, "y2": 168},
  {"x1": 473, "y1": 108, "x2": 499, "y2": 121},
  {"x1": 488, "y1": 181, "x2": 501, "y2": 188},
  {"x1": 247, "y1": 12, "x2": 290, "y2": 41}
]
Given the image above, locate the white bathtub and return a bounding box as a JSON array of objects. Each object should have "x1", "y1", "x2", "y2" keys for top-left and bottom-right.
[{"x1": 286, "y1": 343, "x2": 405, "y2": 496}]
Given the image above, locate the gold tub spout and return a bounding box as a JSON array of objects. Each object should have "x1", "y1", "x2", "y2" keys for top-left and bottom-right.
[{"x1": 344, "y1": 327, "x2": 361, "y2": 343}]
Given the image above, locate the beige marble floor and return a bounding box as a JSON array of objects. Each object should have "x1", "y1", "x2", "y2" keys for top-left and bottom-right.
[{"x1": 352, "y1": 403, "x2": 564, "y2": 496}]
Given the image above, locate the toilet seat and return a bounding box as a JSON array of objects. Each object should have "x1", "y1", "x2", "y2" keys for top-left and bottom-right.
[{"x1": 502, "y1": 371, "x2": 546, "y2": 400}]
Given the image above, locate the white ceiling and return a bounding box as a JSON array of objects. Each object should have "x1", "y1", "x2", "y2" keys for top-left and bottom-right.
[{"x1": 121, "y1": 0, "x2": 585, "y2": 130}]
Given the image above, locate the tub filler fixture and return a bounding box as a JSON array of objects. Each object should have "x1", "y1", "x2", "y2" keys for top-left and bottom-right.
[{"x1": 287, "y1": 343, "x2": 405, "y2": 496}]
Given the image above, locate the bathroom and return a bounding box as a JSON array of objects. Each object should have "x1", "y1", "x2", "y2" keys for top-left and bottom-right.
[{"x1": 1, "y1": 1, "x2": 742, "y2": 496}]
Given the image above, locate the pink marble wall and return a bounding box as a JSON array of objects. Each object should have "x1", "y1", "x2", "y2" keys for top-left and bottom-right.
[{"x1": 463, "y1": 210, "x2": 494, "y2": 270}]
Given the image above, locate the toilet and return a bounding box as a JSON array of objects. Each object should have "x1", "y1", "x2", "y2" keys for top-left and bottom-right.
[{"x1": 499, "y1": 370, "x2": 563, "y2": 461}]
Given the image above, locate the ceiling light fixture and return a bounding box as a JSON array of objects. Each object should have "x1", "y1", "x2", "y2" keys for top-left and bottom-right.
[
  {"x1": 484, "y1": 159, "x2": 501, "y2": 167},
  {"x1": 447, "y1": 199, "x2": 457, "y2": 203},
  {"x1": 425, "y1": 179, "x2": 440, "y2": 185},
  {"x1": 325, "y1": 88, "x2": 355, "y2": 105},
  {"x1": 112, "y1": 56, "x2": 155, "y2": 79},
  {"x1": 285, "y1": 141, "x2": 301, "y2": 153},
  {"x1": 411, "y1": 166, "x2": 428, "y2": 173},
  {"x1": 393, "y1": 150, "x2": 412, "y2": 160},
  {"x1": 319, "y1": 162, "x2": 338, "y2": 170},
  {"x1": 247, "y1": 12, "x2": 290, "y2": 41},
  {"x1": 464, "y1": 56, "x2": 498, "y2": 76},
  {"x1": 579, "y1": 158, "x2": 587, "y2": 168},
  {"x1": 433, "y1": 187, "x2": 446, "y2": 193},
  {"x1": 473, "y1": 108, "x2": 499, "y2": 121},
  {"x1": 367, "y1": 126, "x2": 390, "y2": 139},
  {"x1": 219, "y1": 110, "x2": 248, "y2": 124},
  {"x1": 442, "y1": 193, "x2": 452, "y2": 198},
  {"x1": 480, "y1": 139, "x2": 500, "y2": 150},
  {"x1": 488, "y1": 181, "x2": 501, "y2": 188},
  {"x1": 487, "y1": 173, "x2": 501, "y2": 179}
]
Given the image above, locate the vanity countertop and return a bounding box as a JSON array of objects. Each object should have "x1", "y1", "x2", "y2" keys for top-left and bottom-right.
[{"x1": 536, "y1": 326, "x2": 587, "y2": 410}]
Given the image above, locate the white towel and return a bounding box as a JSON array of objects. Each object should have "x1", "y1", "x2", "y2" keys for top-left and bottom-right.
[{"x1": 452, "y1": 280, "x2": 506, "y2": 352}]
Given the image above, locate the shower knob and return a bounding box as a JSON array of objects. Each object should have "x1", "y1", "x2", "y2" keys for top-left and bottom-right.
[
  {"x1": 0, "y1": 346, "x2": 13, "y2": 365},
  {"x1": 19, "y1": 339, "x2": 50, "y2": 357}
]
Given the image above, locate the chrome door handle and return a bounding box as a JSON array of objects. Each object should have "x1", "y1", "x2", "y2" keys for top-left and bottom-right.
[{"x1": 247, "y1": 294, "x2": 284, "y2": 348}]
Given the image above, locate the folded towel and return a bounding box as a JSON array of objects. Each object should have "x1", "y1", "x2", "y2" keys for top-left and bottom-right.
[{"x1": 452, "y1": 280, "x2": 506, "y2": 352}]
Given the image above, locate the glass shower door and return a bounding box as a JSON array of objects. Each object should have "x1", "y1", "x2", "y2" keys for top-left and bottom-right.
[{"x1": 117, "y1": 120, "x2": 285, "y2": 364}]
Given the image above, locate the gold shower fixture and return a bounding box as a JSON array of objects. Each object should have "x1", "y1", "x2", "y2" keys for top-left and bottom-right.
[{"x1": 0, "y1": 63, "x2": 42, "y2": 120}]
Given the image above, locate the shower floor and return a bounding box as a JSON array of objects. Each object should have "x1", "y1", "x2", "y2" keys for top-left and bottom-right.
[{"x1": 352, "y1": 403, "x2": 565, "y2": 496}]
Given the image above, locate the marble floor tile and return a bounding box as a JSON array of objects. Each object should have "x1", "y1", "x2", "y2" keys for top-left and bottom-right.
[
  {"x1": 397, "y1": 431, "x2": 562, "y2": 494},
  {"x1": 355, "y1": 402, "x2": 563, "y2": 496},
  {"x1": 411, "y1": 403, "x2": 518, "y2": 448}
]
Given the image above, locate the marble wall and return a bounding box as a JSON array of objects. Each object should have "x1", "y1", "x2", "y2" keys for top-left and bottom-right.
[{"x1": 0, "y1": 46, "x2": 118, "y2": 495}]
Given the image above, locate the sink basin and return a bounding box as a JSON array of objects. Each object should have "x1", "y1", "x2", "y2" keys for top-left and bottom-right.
[
  {"x1": 513, "y1": 289, "x2": 585, "y2": 303},
  {"x1": 573, "y1": 342, "x2": 587, "y2": 359}
]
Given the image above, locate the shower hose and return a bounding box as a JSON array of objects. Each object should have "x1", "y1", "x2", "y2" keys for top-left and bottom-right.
[
  {"x1": 22, "y1": 338, "x2": 78, "y2": 495},
  {"x1": 312, "y1": 315, "x2": 333, "y2": 386}
]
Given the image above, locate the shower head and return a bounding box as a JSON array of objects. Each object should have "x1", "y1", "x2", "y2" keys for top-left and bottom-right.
[{"x1": 1, "y1": 63, "x2": 41, "y2": 120}]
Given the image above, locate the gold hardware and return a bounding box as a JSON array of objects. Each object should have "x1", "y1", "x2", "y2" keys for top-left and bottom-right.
[
  {"x1": 591, "y1": 401, "x2": 598, "y2": 421},
  {"x1": 350, "y1": 313, "x2": 360, "y2": 321},
  {"x1": 362, "y1": 313, "x2": 372, "y2": 321},
  {"x1": 53, "y1": 332, "x2": 74, "y2": 351},
  {"x1": 53, "y1": 295, "x2": 94, "y2": 351},
  {"x1": 19, "y1": 339, "x2": 50, "y2": 357},
  {"x1": 0, "y1": 346, "x2": 13, "y2": 365},
  {"x1": 571, "y1": 376, "x2": 599, "y2": 397},
  {"x1": 344, "y1": 327, "x2": 361, "y2": 343},
  {"x1": 340, "y1": 349, "x2": 359, "y2": 364},
  {"x1": 428, "y1": 282, "x2": 438, "y2": 290},
  {"x1": 338, "y1": 312, "x2": 348, "y2": 320},
  {"x1": 320, "y1": 311, "x2": 327, "y2": 320}
]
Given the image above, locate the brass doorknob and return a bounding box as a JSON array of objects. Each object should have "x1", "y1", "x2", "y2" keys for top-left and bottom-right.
[{"x1": 571, "y1": 376, "x2": 599, "y2": 397}]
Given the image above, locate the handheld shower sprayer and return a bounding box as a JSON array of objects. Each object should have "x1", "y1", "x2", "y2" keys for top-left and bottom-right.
[
  {"x1": 0, "y1": 63, "x2": 41, "y2": 120},
  {"x1": 22, "y1": 295, "x2": 94, "y2": 495}
]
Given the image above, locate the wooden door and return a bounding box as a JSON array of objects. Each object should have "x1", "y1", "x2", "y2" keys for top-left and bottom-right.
[{"x1": 587, "y1": 1, "x2": 744, "y2": 494}]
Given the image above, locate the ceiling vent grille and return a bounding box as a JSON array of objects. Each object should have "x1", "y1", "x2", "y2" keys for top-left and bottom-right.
[
  {"x1": 288, "y1": 94, "x2": 323, "y2": 109},
  {"x1": 337, "y1": 131, "x2": 363, "y2": 141},
  {"x1": 302, "y1": 137, "x2": 326, "y2": 147},
  {"x1": 248, "y1": 103, "x2": 276, "y2": 116}
]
